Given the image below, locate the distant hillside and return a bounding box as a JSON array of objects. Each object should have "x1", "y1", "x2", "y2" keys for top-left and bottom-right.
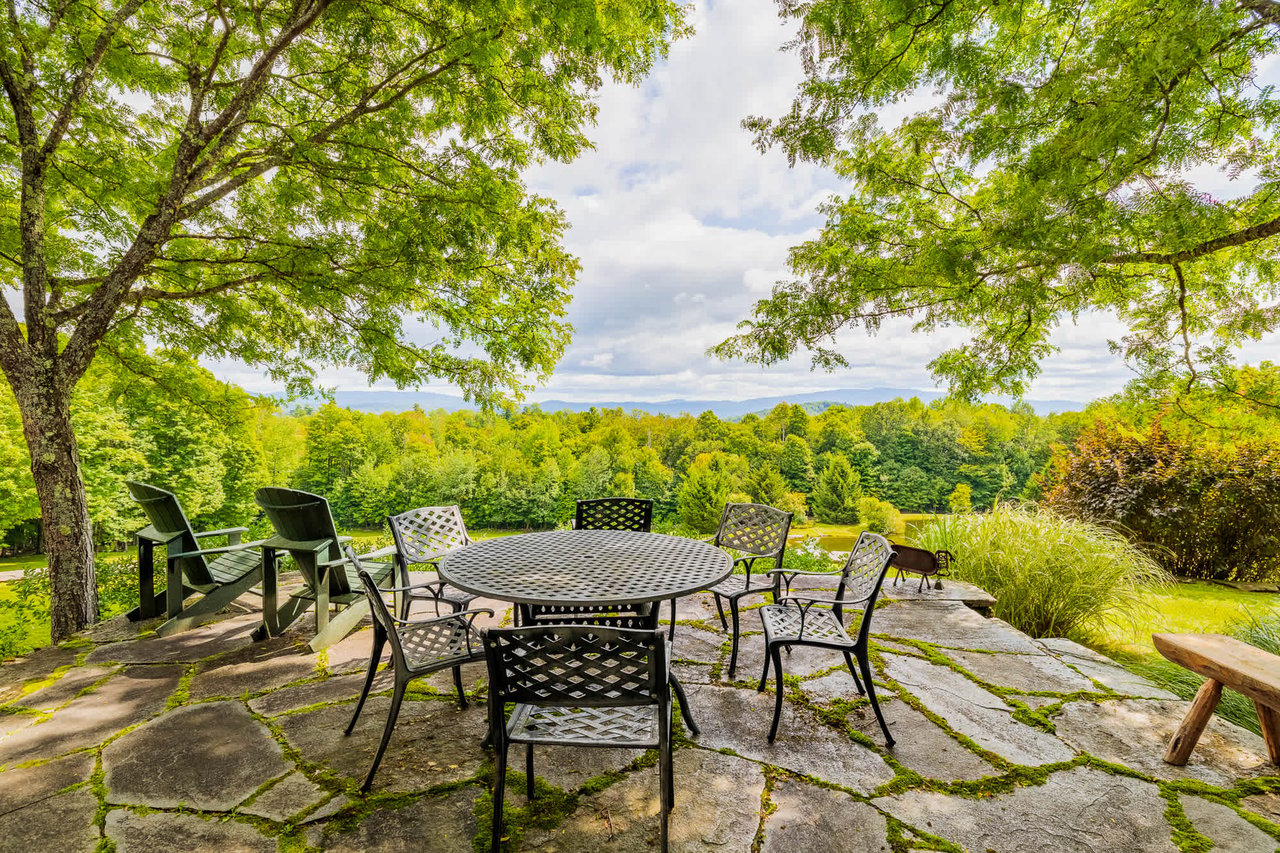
[{"x1": 326, "y1": 387, "x2": 1085, "y2": 417}]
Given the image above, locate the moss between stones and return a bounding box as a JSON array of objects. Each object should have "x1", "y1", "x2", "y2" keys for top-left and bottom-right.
[
  {"x1": 749, "y1": 765, "x2": 781, "y2": 853},
  {"x1": 164, "y1": 665, "x2": 196, "y2": 710},
  {"x1": 1160, "y1": 787, "x2": 1215, "y2": 853}
]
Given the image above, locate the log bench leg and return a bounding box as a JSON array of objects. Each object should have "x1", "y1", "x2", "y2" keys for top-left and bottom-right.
[
  {"x1": 1255, "y1": 701, "x2": 1280, "y2": 764},
  {"x1": 1164, "y1": 679, "x2": 1223, "y2": 765}
]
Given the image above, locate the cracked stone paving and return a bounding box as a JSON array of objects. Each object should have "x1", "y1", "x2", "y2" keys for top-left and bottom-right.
[{"x1": 1, "y1": 577, "x2": 1278, "y2": 852}]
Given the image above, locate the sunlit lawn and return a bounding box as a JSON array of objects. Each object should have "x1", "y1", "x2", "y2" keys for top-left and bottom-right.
[{"x1": 1085, "y1": 580, "x2": 1280, "y2": 659}]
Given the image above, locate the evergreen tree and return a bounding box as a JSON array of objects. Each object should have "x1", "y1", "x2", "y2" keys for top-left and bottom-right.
[{"x1": 810, "y1": 455, "x2": 862, "y2": 523}]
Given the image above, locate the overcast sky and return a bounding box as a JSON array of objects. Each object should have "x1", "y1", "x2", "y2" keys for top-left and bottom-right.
[{"x1": 213, "y1": 0, "x2": 1279, "y2": 407}]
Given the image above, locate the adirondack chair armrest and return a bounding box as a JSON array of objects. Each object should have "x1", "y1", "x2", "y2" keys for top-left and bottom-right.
[
  {"x1": 361, "y1": 544, "x2": 397, "y2": 560},
  {"x1": 194, "y1": 527, "x2": 249, "y2": 539},
  {"x1": 168, "y1": 539, "x2": 270, "y2": 559}
]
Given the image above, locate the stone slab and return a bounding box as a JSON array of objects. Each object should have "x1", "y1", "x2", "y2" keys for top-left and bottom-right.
[
  {"x1": 0, "y1": 645, "x2": 80, "y2": 705},
  {"x1": 189, "y1": 636, "x2": 317, "y2": 700},
  {"x1": 0, "y1": 664, "x2": 183, "y2": 766},
  {"x1": 881, "y1": 578, "x2": 996, "y2": 612},
  {"x1": 849, "y1": 702, "x2": 998, "y2": 782},
  {"x1": 104, "y1": 700, "x2": 289, "y2": 811},
  {"x1": 0, "y1": 788, "x2": 99, "y2": 853},
  {"x1": 0, "y1": 752, "x2": 95, "y2": 817},
  {"x1": 248, "y1": 670, "x2": 390, "y2": 717},
  {"x1": 14, "y1": 664, "x2": 118, "y2": 712},
  {"x1": 279, "y1": 696, "x2": 488, "y2": 793},
  {"x1": 732, "y1": 640, "x2": 847, "y2": 684},
  {"x1": 941, "y1": 648, "x2": 1094, "y2": 693},
  {"x1": 761, "y1": 776, "x2": 890, "y2": 852},
  {"x1": 1037, "y1": 638, "x2": 1177, "y2": 698},
  {"x1": 239, "y1": 771, "x2": 329, "y2": 823},
  {"x1": 1055, "y1": 698, "x2": 1273, "y2": 787},
  {"x1": 883, "y1": 654, "x2": 1076, "y2": 766},
  {"x1": 106, "y1": 810, "x2": 276, "y2": 853},
  {"x1": 872, "y1": 602, "x2": 1042, "y2": 653},
  {"x1": 323, "y1": 788, "x2": 479, "y2": 853},
  {"x1": 521, "y1": 748, "x2": 765, "y2": 853},
  {"x1": 1180, "y1": 795, "x2": 1280, "y2": 852},
  {"x1": 87, "y1": 611, "x2": 263, "y2": 664},
  {"x1": 670, "y1": 625, "x2": 725, "y2": 666},
  {"x1": 684, "y1": 683, "x2": 894, "y2": 793},
  {"x1": 1242, "y1": 792, "x2": 1280, "y2": 823},
  {"x1": 881, "y1": 766, "x2": 1176, "y2": 852},
  {"x1": 530, "y1": 743, "x2": 646, "y2": 793}
]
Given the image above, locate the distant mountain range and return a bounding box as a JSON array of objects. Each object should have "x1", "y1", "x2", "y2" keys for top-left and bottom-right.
[{"x1": 324, "y1": 387, "x2": 1087, "y2": 417}]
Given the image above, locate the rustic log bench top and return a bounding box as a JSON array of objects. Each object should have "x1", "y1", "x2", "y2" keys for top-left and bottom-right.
[{"x1": 1153, "y1": 632, "x2": 1280, "y2": 766}]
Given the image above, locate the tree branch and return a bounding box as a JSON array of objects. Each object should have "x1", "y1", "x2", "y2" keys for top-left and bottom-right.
[{"x1": 1102, "y1": 214, "x2": 1280, "y2": 265}]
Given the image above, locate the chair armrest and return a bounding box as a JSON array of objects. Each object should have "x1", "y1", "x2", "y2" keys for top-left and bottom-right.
[
  {"x1": 766, "y1": 567, "x2": 842, "y2": 579},
  {"x1": 168, "y1": 539, "x2": 269, "y2": 559},
  {"x1": 193, "y1": 527, "x2": 249, "y2": 539},
  {"x1": 390, "y1": 607, "x2": 494, "y2": 629},
  {"x1": 776, "y1": 593, "x2": 871, "y2": 609},
  {"x1": 361, "y1": 544, "x2": 397, "y2": 560}
]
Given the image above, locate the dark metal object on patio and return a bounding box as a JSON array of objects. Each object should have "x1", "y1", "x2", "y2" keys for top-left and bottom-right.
[
  {"x1": 891, "y1": 544, "x2": 952, "y2": 591},
  {"x1": 484, "y1": 624, "x2": 674, "y2": 853},
  {"x1": 124, "y1": 481, "x2": 264, "y2": 635},
  {"x1": 707, "y1": 502, "x2": 793, "y2": 679},
  {"x1": 574, "y1": 496, "x2": 654, "y2": 532},
  {"x1": 344, "y1": 547, "x2": 491, "y2": 792},
  {"x1": 252, "y1": 487, "x2": 392, "y2": 651},
  {"x1": 758, "y1": 531, "x2": 897, "y2": 744},
  {"x1": 374, "y1": 505, "x2": 478, "y2": 619}
]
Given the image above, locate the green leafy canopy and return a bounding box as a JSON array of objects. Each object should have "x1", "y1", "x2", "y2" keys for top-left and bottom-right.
[
  {"x1": 0, "y1": 0, "x2": 690, "y2": 402},
  {"x1": 715, "y1": 0, "x2": 1280, "y2": 403}
]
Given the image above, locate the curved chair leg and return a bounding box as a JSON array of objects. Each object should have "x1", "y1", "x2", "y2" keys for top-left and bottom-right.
[
  {"x1": 452, "y1": 665, "x2": 468, "y2": 709},
  {"x1": 491, "y1": 742, "x2": 508, "y2": 853},
  {"x1": 758, "y1": 636, "x2": 772, "y2": 691},
  {"x1": 727, "y1": 600, "x2": 742, "y2": 679},
  {"x1": 526, "y1": 743, "x2": 535, "y2": 801},
  {"x1": 668, "y1": 598, "x2": 678, "y2": 641},
  {"x1": 858, "y1": 651, "x2": 894, "y2": 746},
  {"x1": 843, "y1": 650, "x2": 865, "y2": 694},
  {"x1": 767, "y1": 644, "x2": 786, "y2": 742},
  {"x1": 660, "y1": 711, "x2": 673, "y2": 852},
  {"x1": 671, "y1": 674, "x2": 700, "y2": 737},
  {"x1": 345, "y1": 627, "x2": 387, "y2": 736},
  {"x1": 361, "y1": 676, "x2": 407, "y2": 792},
  {"x1": 713, "y1": 594, "x2": 728, "y2": 631}
]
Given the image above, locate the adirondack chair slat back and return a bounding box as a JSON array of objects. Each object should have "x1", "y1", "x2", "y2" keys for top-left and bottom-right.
[
  {"x1": 126, "y1": 481, "x2": 216, "y2": 587},
  {"x1": 254, "y1": 487, "x2": 349, "y2": 595}
]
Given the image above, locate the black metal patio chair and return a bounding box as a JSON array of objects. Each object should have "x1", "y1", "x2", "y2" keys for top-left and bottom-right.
[
  {"x1": 124, "y1": 481, "x2": 264, "y2": 635},
  {"x1": 757, "y1": 531, "x2": 897, "y2": 744},
  {"x1": 343, "y1": 547, "x2": 491, "y2": 792},
  {"x1": 707, "y1": 502, "x2": 793, "y2": 679},
  {"x1": 484, "y1": 624, "x2": 674, "y2": 853},
  {"x1": 363, "y1": 505, "x2": 478, "y2": 620}
]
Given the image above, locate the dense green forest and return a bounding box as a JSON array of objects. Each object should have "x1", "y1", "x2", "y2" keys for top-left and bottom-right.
[{"x1": 0, "y1": 348, "x2": 1092, "y2": 551}]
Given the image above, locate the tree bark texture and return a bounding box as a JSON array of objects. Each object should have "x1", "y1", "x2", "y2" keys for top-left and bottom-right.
[{"x1": 11, "y1": 372, "x2": 98, "y2": 641}]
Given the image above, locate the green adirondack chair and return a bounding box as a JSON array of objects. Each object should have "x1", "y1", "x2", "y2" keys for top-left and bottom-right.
[
  {"x1": 125, "y1": 481, "x2": 264, "y2": 636},
  {"x1": 253, "y1": 487, "x2": 392, "y2": 651}
]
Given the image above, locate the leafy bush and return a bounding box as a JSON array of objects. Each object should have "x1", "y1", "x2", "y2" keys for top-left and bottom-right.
[
  {"x1": 913, "y1": 506, "x2": 1169, "y2": 638},
  {"x1": 781, "y1": 537, "x2": 840, "y2": 574},
  {"x1": 0, "y1": 553, "x2": 141, "y2": 657},
  {"x1": 1043, "y1": 420, "x2": 1280, "y2": 580},
  {"x1": 858, "y1": 496, "x2": 903, "y2": 535}
]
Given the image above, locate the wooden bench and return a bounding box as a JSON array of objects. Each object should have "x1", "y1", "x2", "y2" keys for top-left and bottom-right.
[{"x1": 1152, "y1": 633, "x2": 1280, "y2": 765}]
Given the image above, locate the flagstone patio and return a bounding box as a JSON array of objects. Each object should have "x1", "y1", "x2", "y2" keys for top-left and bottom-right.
[{"x1": 2, "y1": 580, "x2": 1279, "y2": 852}]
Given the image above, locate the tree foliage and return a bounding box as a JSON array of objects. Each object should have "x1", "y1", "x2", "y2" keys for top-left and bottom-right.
[
  {"x1": 717, "y1": 0, "x2": 1280, "y2": 403},
  {"x1": 1043, "y1": 419, "x2": 1280, "y2": 580}
]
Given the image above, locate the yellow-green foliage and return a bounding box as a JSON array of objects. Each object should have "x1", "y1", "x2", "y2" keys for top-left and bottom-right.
[{"x1": 914, "y1": 507, "x2": 1169, "y2": 638}]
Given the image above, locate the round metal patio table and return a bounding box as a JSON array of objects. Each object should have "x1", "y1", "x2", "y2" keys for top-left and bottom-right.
[
  {"x1": 439, "y1": 529, "x2": 731, "y2": 736},
  {"x1": 436, "y1": 529, "x2": 732, "y2": 607}
]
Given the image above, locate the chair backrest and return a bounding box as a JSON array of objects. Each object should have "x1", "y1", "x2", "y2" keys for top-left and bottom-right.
[
  {"x1": 255, "y1": 487, "x2": 346, "y2": 593},
  {"x1": 387, "y1": 505, "x2": 471, "y2": 566},
  {"x1": 522, "y1": 602, "x2": 658, "y2": 631},
  {"x1": 574, "y1": 498, "x2": 653, "y2": 532},
  {"x1": 484, "y1": 625, "x2": 667, "y2": 709},
  {"x1": 713, "y1": 502, "x2": 792, "y2": 558},
  {"x1": 346, "y1": 547, "x2": 407, "y2": 666},
  {"x1": 126, "y1": 481, "x2": 214, "y2": 586},
  {"x1": 834, "y1": 531, "x2": 897, "y2": 644}
]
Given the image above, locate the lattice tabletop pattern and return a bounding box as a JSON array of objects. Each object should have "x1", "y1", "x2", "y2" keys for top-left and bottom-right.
[{"x1": 438, "y1": 530, "x2": 732, "y2": 606}]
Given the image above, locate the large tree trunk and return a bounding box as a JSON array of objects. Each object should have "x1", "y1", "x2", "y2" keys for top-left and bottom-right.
[{"x1": 12, "y1": 376, "x2": 97, "y2": 641}]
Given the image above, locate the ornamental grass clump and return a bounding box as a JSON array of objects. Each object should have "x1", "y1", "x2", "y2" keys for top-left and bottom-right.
[{"x1": 913, "y1": 507, "x2": 1169, "y2": 639}]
